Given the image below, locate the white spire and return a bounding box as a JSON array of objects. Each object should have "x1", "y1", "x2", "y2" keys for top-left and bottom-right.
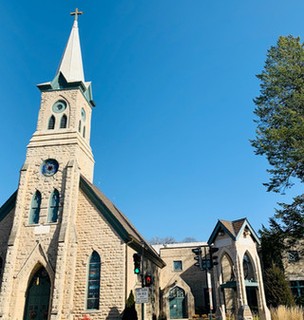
[{"x1": 57, "y1": 15, "x2": 85, "y2": 83}]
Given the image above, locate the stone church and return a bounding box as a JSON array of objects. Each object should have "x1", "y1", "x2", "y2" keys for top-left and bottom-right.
[
  {"x1": 0, "y1": 12, "x2": 165, "y2": 320},
  {"x1": 0, "y1": 11, "x2": 274, "y2": 320}
]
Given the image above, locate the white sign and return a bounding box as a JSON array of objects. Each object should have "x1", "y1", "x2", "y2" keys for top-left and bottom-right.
[
  {"x1": 34, "y1": 225, "x2": 50, "y2": 234},
  {"x1": 135, "y1": 287, "x2": 149, "y2": 304}
]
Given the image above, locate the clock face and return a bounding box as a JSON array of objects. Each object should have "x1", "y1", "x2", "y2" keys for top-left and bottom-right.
[
  {"x1": 81, "y1": 108, "x2": 86, "y2": 121},
  {"x1": 52, "y1": 100, "x2": 67, "y2": 113},
  {"x1": 41, "y1": 159, "x2": 59, "y2": 177}
]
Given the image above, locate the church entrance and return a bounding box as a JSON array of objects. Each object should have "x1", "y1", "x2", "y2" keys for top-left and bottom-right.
[
  {"x1": 169, "y1": 287, "x2": 187, "y2": 319},
  {"x1": 23, "y1": 267, "x2": 51, "y2": 320}
]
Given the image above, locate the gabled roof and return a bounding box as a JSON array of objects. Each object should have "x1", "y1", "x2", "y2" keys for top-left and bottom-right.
[
  {"x1": 0, "y1": 191, "x2": 17, "y2": 222},
  {"x1": 208, "y1": 218, "x2": 260, "y2": 245},
  {"x1": 80, "y1": 175, "x2": 166, "y2": 268}
]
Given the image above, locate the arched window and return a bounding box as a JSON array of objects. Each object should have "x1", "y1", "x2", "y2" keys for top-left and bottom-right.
[
  {"x1": 48, "y1": 189, "x2": 60, "y2": 223},
  {"x1": 60, "y1": 114, "x2": 67, "y2": 129},
  {"x1": 221, "y1": 253, "x2": 235, "y2": 282},
  {"x1": 48, "y1": 115, "x2": 55, "y2": 130},
  {"x1": 29, "y1": 191, "x2": 41, "y2": 224},
  {"x1": 87, "y1": 251, "x2": 101, "y2": 310},
  {"x1": 83, "y1": 126, "x2": 86, "y2": 138},
  {"x1": 78, "y1": 120, "x2": 82, "y2": 133},
  {"x1": 243, "y1": 253, "x2": 255, "y2": 280}
]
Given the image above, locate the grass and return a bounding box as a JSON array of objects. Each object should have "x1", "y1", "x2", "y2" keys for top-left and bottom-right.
[{"x1": 271, "y1": 305, "x2": 304, "y2": 320}]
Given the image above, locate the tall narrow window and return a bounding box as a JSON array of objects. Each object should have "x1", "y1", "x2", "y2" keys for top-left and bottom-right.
[
  {"x1": 48, "y1": 189, "x2": 60, "y2": 223},
  {"x1": 83, "y1": 126, "x2": 86, "y2": 138},
  {"x1": 78, "y1": 120, "x2": 82, "y2": 133},
  {"x1": 87, "y1": 251, "x2": 101, "y2": 310},
  {"x1": 29, "y1": 191, "x2": 41, "y2": 224},
  {"x1": 0, "y1": 257, "x2": 3, "y2": 277},
  {"x1": 48, "y1": 115, "x2": 55, "y2": 130},
  {"x1": 60, "y1": 114, "x2": 67, "y2": 129}
]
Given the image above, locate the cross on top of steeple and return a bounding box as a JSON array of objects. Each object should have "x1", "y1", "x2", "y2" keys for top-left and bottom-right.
[{"x1": 70, "y1": 8, "x2": 83, "y2": 21}]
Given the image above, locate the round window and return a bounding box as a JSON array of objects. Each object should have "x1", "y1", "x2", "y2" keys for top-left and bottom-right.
[
  {"x1": 41, "y1": 159, "x2": 59, "y2": 177},
  {"x1": 52, "y1": 100, "x2": 67, "y2": 113}
]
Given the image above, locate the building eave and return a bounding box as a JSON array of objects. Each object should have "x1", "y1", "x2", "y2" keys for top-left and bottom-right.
[{"x1": 79, "y1": 176, "x2": 165, "y2": 268}]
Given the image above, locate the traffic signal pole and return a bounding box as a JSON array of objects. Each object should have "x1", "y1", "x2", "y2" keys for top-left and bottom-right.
[
  {"x1": 141, "y1": 243, "x2": 145, "y2": 320},
  {"x1": 193, "y1": 245, "x2": 219, "y2": 320},
  {"x1": 207, "y1": 269, "x2": 213, "y2": 320}
]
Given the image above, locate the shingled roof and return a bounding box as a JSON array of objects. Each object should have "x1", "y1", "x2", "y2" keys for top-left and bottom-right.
[{"x1": 207, "y1": 218, "x2": 260, "y2": 245}]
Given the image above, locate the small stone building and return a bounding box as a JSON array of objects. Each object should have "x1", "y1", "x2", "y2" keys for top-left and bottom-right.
[
  {"x1": 208, "y1": 219, "x2": 271, "y2": 320},
  {"x1": 153, "y1": 242, "x2": 209, "y2": 319},
  {"x1": 0, "y1": 15, "x2": 164, "y2": 320},
  {"x1": 154, "y1": 219, "x2": 272, "y2": 320}
]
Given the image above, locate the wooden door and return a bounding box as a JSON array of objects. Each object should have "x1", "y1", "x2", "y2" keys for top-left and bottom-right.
[{"x1": 23, "y1": 267, "x2": 51, "y2": 320}]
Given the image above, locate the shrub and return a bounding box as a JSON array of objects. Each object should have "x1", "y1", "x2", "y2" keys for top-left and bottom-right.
[
  {"x1": 270, "y1": 305, "x2": 304, "y2": 320},
  {"x1": 122, "y1": 290, "x2": 138, "y2": 320}
]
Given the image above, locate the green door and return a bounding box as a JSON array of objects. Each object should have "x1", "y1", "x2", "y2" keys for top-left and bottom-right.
[
  {"x1": 169, "y1": 287, "x2": 186, "y2": 319},
  {"x1": 23, "y1": 267, "x2": 51, "y2": 320}
]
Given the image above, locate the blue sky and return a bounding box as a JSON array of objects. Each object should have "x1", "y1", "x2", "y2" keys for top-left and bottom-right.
[{"x1": 1, "y1": 1, "x2": 303, "y2": 242}]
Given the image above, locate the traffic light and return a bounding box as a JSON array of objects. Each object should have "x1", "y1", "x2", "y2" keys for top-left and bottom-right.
[
  {"x1": 133, "y1": 253, "x2": 141, "y2": 274},
  {"x1": 192, "y1": 247, "x2": 202, "y2": 269},
  {"x1": 144, "y1": 273, "x2": 153, "y2": 287},
  {"x1": 209, "y1": 246, "x2": 219, "y2": 268}
]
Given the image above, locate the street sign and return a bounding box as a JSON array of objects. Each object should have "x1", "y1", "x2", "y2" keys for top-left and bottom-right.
[{"x1": 135, "y1": 287, "x2": 149, "y2": 304}]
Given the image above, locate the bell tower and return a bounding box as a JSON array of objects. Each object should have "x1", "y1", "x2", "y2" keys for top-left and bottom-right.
[
  {"x1": 0, "y1": 11, "x2": 96, "y2": 319},
  {"x1": 31, "y1": 8, "x2": 95, "y2": 181}
]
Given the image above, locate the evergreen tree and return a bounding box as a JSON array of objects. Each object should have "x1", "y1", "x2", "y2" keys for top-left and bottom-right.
[
  {"x1": 253, "y1": 36, "x2": 304, "y2": 306},
  {"x1": 263, "y1": 264, "x2": 294, "y2": 307},
  {"x1": 260, "y1": 225, "x2": 295, "y2": 307},
  {"x1": 252, "y1": 35, "x2": 304, "y2": 194},
  {"x1": 122, "y1": 290, "x2": 138, "y2": 320}
]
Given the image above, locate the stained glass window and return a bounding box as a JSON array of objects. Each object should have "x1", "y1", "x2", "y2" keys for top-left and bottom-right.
[
  {"x1": 48, "y1": 189, "x2": 60, "y2": 223},
  {"x1": 87, "y1": 251, "x2": 101, "y2": 310},
  {"x1": 29, "y1": 191, "x2": 41, "y2": 224}
]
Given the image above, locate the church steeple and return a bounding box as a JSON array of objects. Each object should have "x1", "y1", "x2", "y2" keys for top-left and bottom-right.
[
  {"x1": 30, "y1": 11, "x2": 95, "y2": 181},
  {"x1": 38, "y1": 9, "x2": 94, "y2": 107},
  {"x1": 56, "y1": 9, "x2": 84, "y2": 83}
]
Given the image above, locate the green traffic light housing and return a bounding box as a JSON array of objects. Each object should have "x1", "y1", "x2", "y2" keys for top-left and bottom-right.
[{"x1": 133, "y1": 253, "x2": 141, "y2": 274}]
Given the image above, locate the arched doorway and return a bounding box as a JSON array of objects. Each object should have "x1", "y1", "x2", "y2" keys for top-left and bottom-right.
[
  {"x1": 23, "y1": 267, "x2": 51, "y2": 320},
  {"x1": 169, "y1": 287, "x2": 187, "y2": 319},
  {"x1": 221, "y1": 253, "x2": 236, "y2": 316}
]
